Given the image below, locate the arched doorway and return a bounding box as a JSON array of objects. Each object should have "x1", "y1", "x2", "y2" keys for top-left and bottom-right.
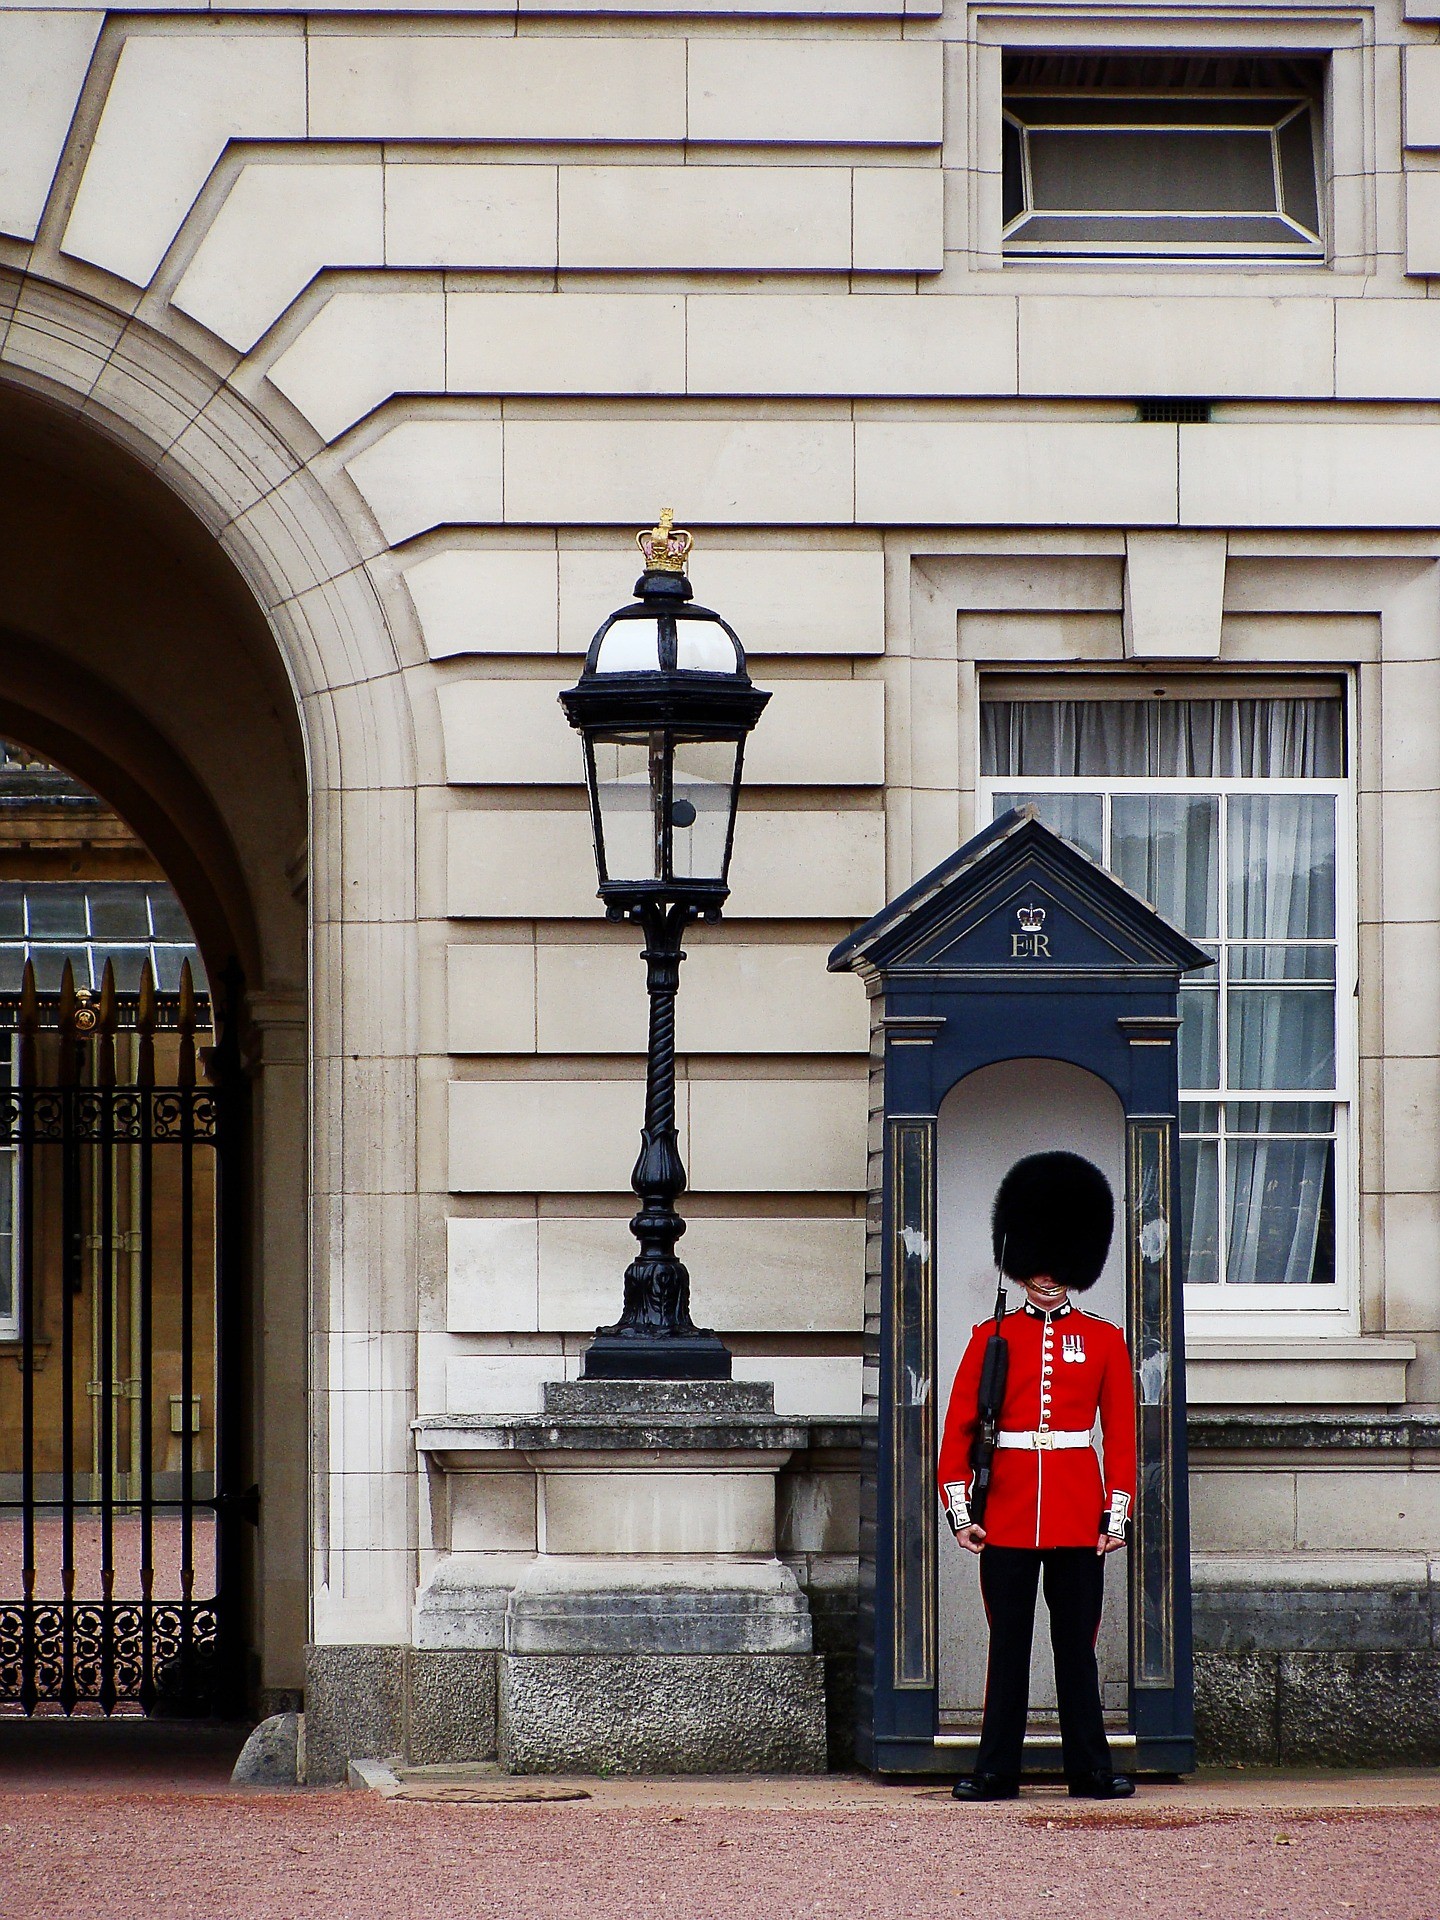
[{"x1": 0, "y1": 295, "x2": 410, "y2": 1714}]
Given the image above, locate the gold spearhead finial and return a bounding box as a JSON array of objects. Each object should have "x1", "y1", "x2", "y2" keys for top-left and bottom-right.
[{"x1": 636, "y1": 507, "x2": 693, "y2": 575}]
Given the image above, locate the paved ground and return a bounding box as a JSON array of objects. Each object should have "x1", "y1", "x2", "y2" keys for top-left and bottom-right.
[
  {"x1": 1, "y1": 1723, "x2": 1437, "y2": 1920},
  {"x1": 0, "y1": 1514, "x2": 215, "y2": 1598}
]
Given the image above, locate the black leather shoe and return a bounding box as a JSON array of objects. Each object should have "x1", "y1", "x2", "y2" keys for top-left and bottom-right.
[
  {"x1": 1067, "y1": 1772, "x2": 1135, "y2": 1800},
  {"x1": 952, "y1": 1773, "x2": 1019, "y2": 1801}
]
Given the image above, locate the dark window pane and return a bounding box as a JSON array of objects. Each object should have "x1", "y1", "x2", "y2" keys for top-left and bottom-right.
[
  {"x1": 0, "y1": 1152, "x2": 12, "y2": 1322},
  {"x1": 1179, "y1": 985, "x2": 1220, "y2": 1090},
  {"x1": 1008, "y1": 213, "x2": 1318, "y2": 250},
  {"x1": 0, "y1": 947, "x2": 25, "y2": 991},
  {"x1": 1007, "y1": 93, "x2": 1299, "y2": 130},
  {"x1": 1027, "y1": 127, "x2": 1280, "y2": 216},
  {"x1": 1229, "y1": 943, "x2": 1335, "y2": 981},
  {"x1": 97, "y1": 947, "x2": 147, "y2": 992},
  {"x1": 88, "y1": 884, "x2": 153, "y2": 940},
  {"x1": 1227, "y1": 987, "x2": 1335, "y2": 1091},
  {"x1": 1277, "y1": 104, "x2": 1320, "y2": 233},
  {"x1": 148, "y1": 888, "x2": 193, "y2": 942},
  {"x1": 1227, "y1": 794, "x2": 1336, "y2": 939},
  {"x1": 26, "y1": 885, "x2": 88, "y2": 938},
  {"x1": 1003, "y1": 116, "x2": 1025, "y2": 225},
  {"x1": 152, "y1": 945, "x2": 205, "y2": 993},
  {"x1": 29, "y1": 947, "x2": 89, "y2": 991},
  {"x1": 0, "y1": 885, "x2": 23, "y2": 938},
  {"x1": 991, "y1": 790, "x2": 1104, "y2": 863},
  {"x1": 1112, "y1": 794, "x2": 1218, "y2": 937},
  {"x1": 1227, "y1": 1134, "x2": 1335, "y2": 1283},
  {"x1": 1180, "y1": 1136, "x2": 1220, "y2": 1284}
]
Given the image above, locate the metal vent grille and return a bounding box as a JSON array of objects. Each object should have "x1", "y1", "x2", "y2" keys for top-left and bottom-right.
[{"x1": 1137, "y1": 399, "x2": 1213, "y2": 423}]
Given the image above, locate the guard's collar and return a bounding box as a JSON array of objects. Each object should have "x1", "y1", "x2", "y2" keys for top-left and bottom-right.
[{"x1": 1023, "y1": 1297, "x2": 1074, "y2": 1322}]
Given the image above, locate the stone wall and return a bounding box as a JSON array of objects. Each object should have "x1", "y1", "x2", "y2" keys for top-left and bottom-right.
[{"x1": 7, "y1": 0, "x2": 1440, "y2": 1762}]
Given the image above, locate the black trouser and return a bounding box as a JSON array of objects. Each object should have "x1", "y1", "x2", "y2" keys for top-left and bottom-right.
[{"x1": 975, "y1": 1545, "x2": 1112, "y2": 1782}]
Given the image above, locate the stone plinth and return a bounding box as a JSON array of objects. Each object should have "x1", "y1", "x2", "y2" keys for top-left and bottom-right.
[{"x1": 411, "y1": 1378, "x2": 827, "y2": 1773}]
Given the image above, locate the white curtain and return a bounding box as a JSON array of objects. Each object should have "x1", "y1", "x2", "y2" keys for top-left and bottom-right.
[
  {"x1": 981, "y1": 696, "x2": 1343, "y2": 780},
  {"x1": 1226, "y1": 1125, "x2": 1333, "y2": 1287}
]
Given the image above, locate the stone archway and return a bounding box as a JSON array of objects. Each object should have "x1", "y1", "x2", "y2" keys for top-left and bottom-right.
[{"x1": 0, "y1": 278, "x2": 420, "y2": 1707}]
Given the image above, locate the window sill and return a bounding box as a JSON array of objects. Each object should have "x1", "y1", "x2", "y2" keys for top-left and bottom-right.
[
  {"x1": 0, "y1": 1337, "x2": 50, "y2": 1369},
  {"x1": 1185, "y1": 1335, "x2": 1415, "y2": 1409}
]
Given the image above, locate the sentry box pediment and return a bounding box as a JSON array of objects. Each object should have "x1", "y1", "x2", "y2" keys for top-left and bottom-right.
[
  {"x1": 829, "y1": 809, "x2": 1209, "y2": 1778},
  {"x1": 830, "y1": 806, "x2": 1210, "y2": 985}
]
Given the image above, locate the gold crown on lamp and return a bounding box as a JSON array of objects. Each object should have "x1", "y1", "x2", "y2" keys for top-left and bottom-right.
[{"x1": 636, "y1": 507, "x2": 693, "y2": 574}]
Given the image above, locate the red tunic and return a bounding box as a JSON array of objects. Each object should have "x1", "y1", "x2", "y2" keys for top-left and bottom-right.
[{"x1": 936, "y1": 1301, "x2": 1137, "y2": 1550}]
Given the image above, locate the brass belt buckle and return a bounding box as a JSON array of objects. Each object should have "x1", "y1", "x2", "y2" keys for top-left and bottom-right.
[{"x1": 1034, "y1": 1430, "x2": 1055, "y2": 1451}]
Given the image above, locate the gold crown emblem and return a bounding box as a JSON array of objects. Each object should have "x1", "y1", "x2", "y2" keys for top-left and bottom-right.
[
  {"x1": 1016, "y1": 904, "x2": 1046, "y2": 933},
  {"x1": 637, "y1": 507, "x2": 693, "y2": 575}
]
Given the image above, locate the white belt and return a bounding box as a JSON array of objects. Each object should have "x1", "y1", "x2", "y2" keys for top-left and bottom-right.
[{"x1": 996, "y1": 1428, "x2": 1092, "y2": 1452}]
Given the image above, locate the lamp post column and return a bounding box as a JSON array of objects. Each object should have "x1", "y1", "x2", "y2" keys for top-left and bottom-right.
[
  {"x1": 562, "y1": 512, "x2": 768, "y2": 1380},
  {"x1": 584, "y1": 900, "x2": 730, "y2": 1378}
]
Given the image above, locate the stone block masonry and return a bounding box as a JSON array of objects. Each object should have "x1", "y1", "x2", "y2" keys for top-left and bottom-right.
[
  {"x1": 498, "y1": 1654, "x2": 827, "y2": 1776},
  {"x1": 303, "y1": 1648, "x2": 498, "y2": 1785}
]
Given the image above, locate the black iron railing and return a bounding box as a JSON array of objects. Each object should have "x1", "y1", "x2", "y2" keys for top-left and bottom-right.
[{"x1": 0, "y1": 958, "x2": 242, "y2": 1716}]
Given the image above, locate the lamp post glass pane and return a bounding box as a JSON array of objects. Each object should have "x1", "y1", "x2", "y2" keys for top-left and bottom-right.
[
  {"x1": 590, "y1": 730, "x2": 743, "y2": 888},
  {"x1": 672, "y1": 736, "x2": 742, "y2": 883},
  {"x1": 592, "y1": 732, "x2": 662, "y2": 885},
  {"x1": 593, "y1": 613, "x2": 741, "y2": 677},
  {"x1": 595, "y1": 618, "x2": 664, "y2": 674}
]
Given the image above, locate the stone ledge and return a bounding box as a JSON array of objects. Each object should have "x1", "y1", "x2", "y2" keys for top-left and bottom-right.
[
  {"x1": 1186, "y1": 1337, "x2": 1416, "y2": 1409},
  {"x1": 1193, "y1": 1551, "x2": 1435, "y2": 1589},
  {"x1": 416, "y1": 1554, "x2": 816, "y2": 1655},
  {"x1": 1193, "y1": 1563, "x2": 1437, "y2": 1656},
  {"x1": 541, "y1": 1380, "x2": 774, "y2": 1416},
  {"x1": 413, "y1": 1410, "x2": 812, "y2": 1459},
  {"x1": 1188, "y1": 1410, "x2": 1440, "y2": 1453}
]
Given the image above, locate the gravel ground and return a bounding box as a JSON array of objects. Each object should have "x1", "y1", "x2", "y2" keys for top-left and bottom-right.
[{"x1": 3, "y1": 1788, "x2": 1439, "y2": 1920}]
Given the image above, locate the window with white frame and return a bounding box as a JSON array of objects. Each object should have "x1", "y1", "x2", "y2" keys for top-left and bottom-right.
[
  {"x1": 1002, "y1": 54, "x2": 1325, "y2": 260},
  {"x1": 979, "y1": 689, "x2": 1351, "y2": 1309}
]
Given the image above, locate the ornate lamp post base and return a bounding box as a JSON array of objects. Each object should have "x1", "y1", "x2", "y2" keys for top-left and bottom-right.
[{"x1": 581, "y1": 1329, "x2": 732, "y2": 1381}]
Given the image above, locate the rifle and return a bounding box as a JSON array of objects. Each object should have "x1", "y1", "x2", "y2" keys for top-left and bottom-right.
[{"x1": 966, "y1": 1272, "x2": 1010, "y2": 1532}]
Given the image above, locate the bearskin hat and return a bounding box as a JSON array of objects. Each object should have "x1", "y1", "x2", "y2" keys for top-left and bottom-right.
[{"x1": 991, "y1": 1151, "x2": 1114, "y2": 1294}]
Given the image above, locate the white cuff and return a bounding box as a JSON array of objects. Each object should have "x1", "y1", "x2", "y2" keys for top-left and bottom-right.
[
  {"x1": 1106, "y1": 1491, "x2": 1131, "y2": 1539},
  {"x1": 942, "y1": 1481, "x2": 971, "y2": 1531}
]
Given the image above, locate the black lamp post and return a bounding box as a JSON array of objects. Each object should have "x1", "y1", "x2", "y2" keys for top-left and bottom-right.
[{"x1": 560, "y1": 511, "x2": 770, "y2": 1379}]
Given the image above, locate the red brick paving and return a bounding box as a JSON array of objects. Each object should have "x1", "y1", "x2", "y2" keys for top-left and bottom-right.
[
  {"x1": 0, "y1": 1514, "x2": 214, "y2": 1600},
  {"x1": 2, "y1": 1780, "x2": 1438, "y2": 1920}
]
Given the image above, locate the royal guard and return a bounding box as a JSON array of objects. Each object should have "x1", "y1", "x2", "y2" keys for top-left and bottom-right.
[{"x1": 937, "y1": 1150, "x2": 1137, "y2": 1802}]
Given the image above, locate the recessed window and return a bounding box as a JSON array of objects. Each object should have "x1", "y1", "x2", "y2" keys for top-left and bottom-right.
[
  {"x1": 980, "y1": 690, "x2": 1351, "y2": 1305},
  {"x1": 1002, "y1": 54, "x2": 1325, "y2": 260}
]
